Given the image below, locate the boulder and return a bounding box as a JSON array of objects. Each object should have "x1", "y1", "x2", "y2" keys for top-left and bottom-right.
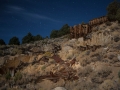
[{"x1": 58, "y1": 46, "x2": 74, "y2": 60}]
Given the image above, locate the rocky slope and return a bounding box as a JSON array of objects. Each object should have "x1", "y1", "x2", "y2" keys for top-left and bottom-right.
[{"x1": 0, "y1": 21, "x2": 120, "y2": 90}]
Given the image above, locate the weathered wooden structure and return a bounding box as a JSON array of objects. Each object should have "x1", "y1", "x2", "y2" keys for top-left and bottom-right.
[
  {"x1": 70, "y1": 24, "x2": 91, "y2": 39},
  {"x1": 89, "y1": 16, "x2": 108, "y2": 26},
  {"x1": 70, "y1": 16, "x2": 108, "y2": 39}
]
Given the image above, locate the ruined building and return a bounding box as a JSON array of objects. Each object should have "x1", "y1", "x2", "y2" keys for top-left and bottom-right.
[
  {"x1": 70, "y1": 16, "x2": 112, "y2": 51},
  {"x1": 70, "y1": 16, "x2": 108, "y2": 39}
]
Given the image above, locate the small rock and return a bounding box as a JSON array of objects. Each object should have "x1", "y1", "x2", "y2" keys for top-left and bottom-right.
[{"x1": 52, "y1": 87, "x2": 66, "y2": 90}]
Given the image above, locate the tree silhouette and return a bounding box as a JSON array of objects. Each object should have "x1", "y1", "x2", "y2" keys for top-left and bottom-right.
[
  {"x1": 107, "y1": 0, "x2": 120, "y2": 21},
  {"x1": 50, "y1": 24, "x2": 70, "y2": 38},
  {"x1": 9, "y1": 36, "x2": 20, "y2": 45},
  {"x1": 33, "y1": 34, "x2": 43, "y2": 41},
  {"x1": 22, "y1": 32, "x2": 34, "y2": 44},
  {"x1": 0, "y1": 39, "x2": 6, "y2": 45}
]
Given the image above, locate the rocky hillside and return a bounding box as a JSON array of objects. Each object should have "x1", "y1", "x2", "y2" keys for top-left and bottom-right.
[{"x1": 0, "y1": 21, "x2": 120, "y2": 90}]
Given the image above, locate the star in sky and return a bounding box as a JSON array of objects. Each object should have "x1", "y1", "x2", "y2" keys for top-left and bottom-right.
[{"x1": 0, "y1": 0, "x2": 113, "y2": 44}]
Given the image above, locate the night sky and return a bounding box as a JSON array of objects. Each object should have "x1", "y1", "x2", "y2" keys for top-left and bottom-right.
[{"x1": 0, "y1": 0, "x2": 113, "y2": 44}]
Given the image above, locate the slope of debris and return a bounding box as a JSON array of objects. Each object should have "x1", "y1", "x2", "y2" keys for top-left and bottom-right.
[{"x1": 0, "y1": 21, "x2": 120, "y2": 90}]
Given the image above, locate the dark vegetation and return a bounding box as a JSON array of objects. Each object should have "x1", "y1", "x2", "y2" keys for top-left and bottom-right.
[
  {"x1": 22, "y1": 32, "x2": 43, "y2": 44},
  {"x1": 9, "y1": 36, "x2": 20, "y2": 45},
  {"x1": 107, "y1": 0, "x2": 120, "y2": 22},
  {"x1": 0, "y1": 24, "x2": 70, "y2": 45},
  {"x1": 50, "y1": 24, "x2": 70, "y2": 38},
  {"x1": 0, "y1": 39, "x2": 6, "y2": 45}
]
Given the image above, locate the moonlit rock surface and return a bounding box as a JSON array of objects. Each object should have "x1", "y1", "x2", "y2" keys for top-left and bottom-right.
[
  {"x1": 52, "y1": 87, "x2": 67, "y2": 90},
  {"x1": 117, "y1": 54, "x2": 120, "y2": 61}
]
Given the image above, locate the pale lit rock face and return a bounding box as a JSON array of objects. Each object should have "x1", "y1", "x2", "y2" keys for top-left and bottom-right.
[
  {"x1": 38, "y1": 79, "x2": 55, "y2": 90},
  {"x1": 65, "y1": 39, "x2": 77, "y2": 47},
  {"x1": 52, "y1": 87, "x2": 66, "y2": 90},
  {"x1": 76, "y1": 31, "x2": 112, "y2": 46},
  {"x1": 72, "y1": 61, "x2": 81, "y2": 70},
  {"x1": 117, "y1": 54, "x2": 120, "y2": 61},
  {"x1": 19, "y1": 55, "x2": 30, "y2": 63},
  {"x1": 29, "y1": 55, "x2": 36, "y2": 63},
  {"x1": 77, "y1": 37, "x2": 84, "y2": 46},
  {"x1": 22, "y1": 64, "x2": 37, "y2": 76},
  {"x1": 58, "y1": 46, "x2": 74, "y2": 60},
  {"x1": 30, "y1": 47, "x2": 41, "y2": 53},
  {"x1": 43, "y1": 44, "x2": 53, "y2": 52}
]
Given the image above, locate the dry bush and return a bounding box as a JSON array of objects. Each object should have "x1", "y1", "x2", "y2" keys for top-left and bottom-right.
[
  {"x1": 99, "y1": 79, "x2": 115, "y2": 90},
  {"x1": 106, "y1": 52, "x2": 119, "y2": 63},
  {"x1": 97, "y1": 67, "x2": 112, "y2": 78},
  {"x1": 85, "y1": 50, "x2": 90, "y2": 55},
  {"x1": 54, "y1": 78, "x2": 65, "y2": 87},
  {"x1": 41, "y1": 65, "x2": 47, "y2": 71},
  {"x1": 91, "y1": 67, "x2": 112, "y2": 84},
  {"x1": 65, "y1": 81, "x2": 78, "y2": 90},
  {"x1": 90, "y1": 52, "x2": 103, "y2": 62},
  {"x1": 105, "y1": 21, "x2": 112, "y2": 26},
  {"x1": 72, "y1": 81, "x2": 97, "y2": 90},
  {"x1": 118, "y1": 71, "x2": 120, "y2": 79},
  {"x1": 114, "y1": 36, "x2": 120, "y2": 42},
  {"x1": 91, "y1": 75, "x2": 104, "y2": 84},
  {"x1": 0, "y1": 76, "x2": 6, "y2": 87},
  {"x1": 80, "y1": 58, "x2": 91, "y2": 67},
  {"x1": 37, "y1": 79, "x2": 55, "y2": 90},
  {"x1": 44, "y1": 51, "x2": 52, "y2": 57},
  {"x1": 14, "y1": 71, "x2": 22, "y2": 82},
  {"x1": 109, "y1": 57, "x2": 119, "y2": 64},
  {"x1": 0, "y1": 50, "x2": 4, "y2": 56},
  {"x1": 78, "y1": 65, "x2": 93, "y2": 77},
  {"x1": 107, "y1": 53, "x2": 115, "y2": 59},
  {"x1": 10, "y1": 48, "x2": 22, "y2": 55}
]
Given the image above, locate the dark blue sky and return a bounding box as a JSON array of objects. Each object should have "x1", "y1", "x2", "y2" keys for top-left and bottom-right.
[{"x1": 0, "y1": 0, "x2": 113, "y2": 44}]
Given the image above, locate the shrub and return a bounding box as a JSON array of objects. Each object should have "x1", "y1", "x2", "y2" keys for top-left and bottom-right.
[
  {"x1": 105, "y1": 21, "x2": 112, "y2": 26},
  {"x1": 107, "y1": 0, "x2": 120, "y2": 21},
  {"x1": 78, "y1": 66, "x2": 93, "y2": 77},
  {"x1": 72, "y1": 81, "x2": 96, "y2": 90},
  {"x1": 5, "y1": 71, "x2": 11, "y2": 80},
  {"x1": 33, "y1": 34, "x2": 43, "y2": 41},
  {"x1": 118, "y1": 71, "x2": 120, "y2": 79},
  {"x1": 14, "y1": 71, "x2": 22, "y2": 82},
  {"x1": 91, "y1": 67, "x2": 112, "y2": 84},
  {"x1": 99, "y1": 80, "x2": 115, "y2": 90},
  {"x1": 22, "y1": 33, "x2": 43, "y2": 44},
  {"x1": 84, "y1": 50, "x2": 90, "y2": 55},
  {"x1": 41, "y1": 65, "x2": 46, "y2": 71},
  {"x1": 0, "y1": 39, "x2": 6, "y2": 45},
  {"x1": 50, "y1": 24, "x2": 70, "y2": 38},
  {"x1": 44, "y1": 52, "x2": 52, "y2": 57},
  {"x1": 9, "y1": 36, "x2": 20, "y2": 45},
  {"x1": 80, "y1": 58, "x2": 91, "y2": 66},
  {"x1": 22, "y1": 32, "x2": 34, "y2": 44},
  {"x1": 116, "y1": 8, "x2": 120, "y2": 23},
  {"x1": 10, "y1": 47, "x2": 23, "y2": 55},
  {"x1": 0, "y1": 50, "x2": 4, "y2": 56},
  {"x1": 98, "y1": 68, "x2": 112, "y2": 78},
  {"x1": 94, "y1": 66, "x2": 112, "y2": 78},
  {"x1": 91, "y1": 73, "x2": 104, "y2": 84}
]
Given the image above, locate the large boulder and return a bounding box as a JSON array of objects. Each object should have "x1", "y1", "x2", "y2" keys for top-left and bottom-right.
[{"x1": 58, "y1": 46, "x2": 75, "y2": 60}]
